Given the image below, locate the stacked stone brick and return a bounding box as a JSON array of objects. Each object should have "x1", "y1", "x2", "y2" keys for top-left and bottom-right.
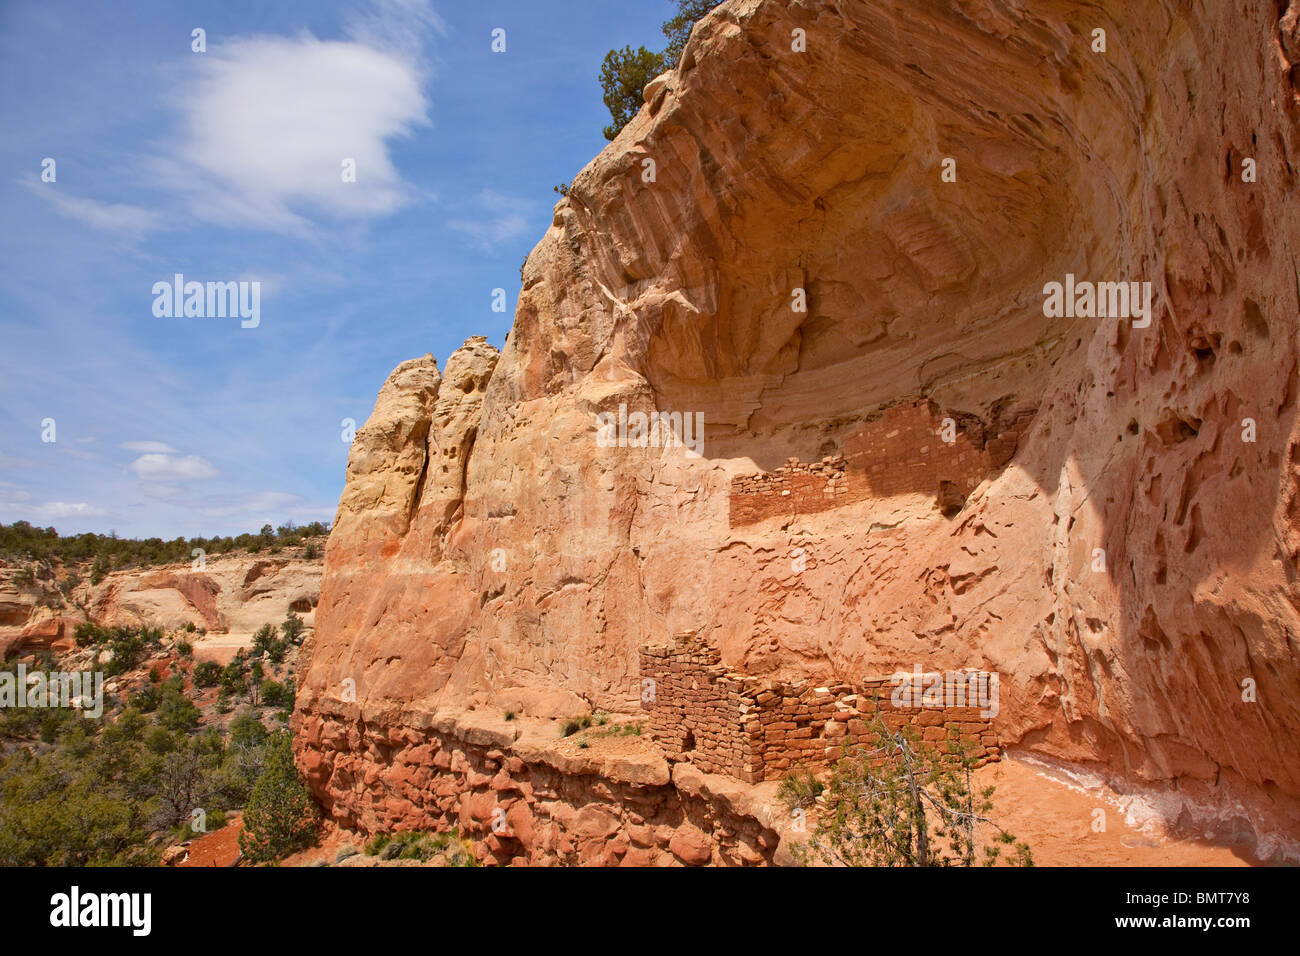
[
  {"x1": 639, "y1": 639, "x2": 759, "y2": 779},
  {"x1": 729, "y1": 398, "x2": 1033, "y2": 526},
  {"x1": 730, "y1": 455, "x2": 848, "y2": 526},
  {"x1": 641, "y1": 633, "x2": 1000, "y2": 784},
  {"x1": 843, "y1": 399, "x2": 985, "y2": 500}
]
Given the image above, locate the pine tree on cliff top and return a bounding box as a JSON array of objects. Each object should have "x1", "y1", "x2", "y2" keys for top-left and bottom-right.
[{"x1": 599, "y1": 1, "x2": 721, "y2": 140}]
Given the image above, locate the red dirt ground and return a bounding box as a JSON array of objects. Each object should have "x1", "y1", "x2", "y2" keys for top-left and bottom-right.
[{"x1": 176, "y1": 814, "x2": 243, "y2": 867}]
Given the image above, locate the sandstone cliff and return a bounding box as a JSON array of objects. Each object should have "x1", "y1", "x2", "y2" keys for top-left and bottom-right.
[
  {"x1": 296, "y1": 0, "x2": 1300, "y2": 861},
  {"x1": 0, "y1": 551, "x2": 321, "y2": 660}
]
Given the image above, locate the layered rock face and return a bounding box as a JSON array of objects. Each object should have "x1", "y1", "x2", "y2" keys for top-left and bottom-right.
[
  {"x1": 0, "y1": 553, "x2": 320, "y2": 658},
  {"x1": 297, "y1": 0, "x2": 1300, "y2": 859}
]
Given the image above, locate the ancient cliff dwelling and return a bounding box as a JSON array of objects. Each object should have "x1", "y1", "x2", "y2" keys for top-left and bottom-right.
[
  {"x1": 291, "y1": 0, "x2": 1300, "y2": 871},
  {"x1": 3, "y1": 0, "x2": 1299, "y2": 913}
]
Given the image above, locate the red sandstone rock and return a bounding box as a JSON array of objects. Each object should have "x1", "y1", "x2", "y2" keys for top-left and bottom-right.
[
  {"x1": 668, "y1": 824, "x2": 714, "y2": 866},
  {"x1": 296, "y1": 0, "x2": 1300, "y2": 860}
]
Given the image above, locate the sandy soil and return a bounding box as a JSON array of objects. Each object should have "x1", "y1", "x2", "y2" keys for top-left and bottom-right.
[{"x1": 979, "y1": 756, "x2": 1257, "y2": 866}]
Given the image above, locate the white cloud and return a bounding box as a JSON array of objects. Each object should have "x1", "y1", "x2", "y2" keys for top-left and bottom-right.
[
  {"x1": 120, "y1": 441, "x2": 178, "y2": 454},
  {"x1": 23, "y1": 180, "x2": 162, "y2": 236},
  {"x1": 0, "y1": 483, "x2": 33, "y2": 503},
  {"x1": 196, "y1": 490, "x2": 309, "y2": 518},
  {"x1": 128, "y1": 453, "x2": 218, "y2": 482},
  {"x1": 345, "y1": 0, "x2": 446, "y2": 61},
  {"x1": 32, "y1": 501, "x2": 108, "y2": 519},
  {"x1": 448, "y1": 189, "x2": 535, "y2": 249},
  {"x1": 156, "y1": 17, "x2": 434, "y2": 234}
]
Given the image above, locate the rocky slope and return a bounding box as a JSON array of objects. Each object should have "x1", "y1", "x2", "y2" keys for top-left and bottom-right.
[
  {"x1": 295, "y1": 0, "x2": 1300, "y2": 861},
  {"x1": 0, "y1": 550, "x2": 321, "y2": 660}
]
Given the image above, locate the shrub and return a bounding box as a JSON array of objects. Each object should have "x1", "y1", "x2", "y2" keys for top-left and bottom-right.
[
  {"x1": 145, "y1": 726, "x2": 176, "y2": 754},
  {"x1": 561, "y1": 715, "x2": 592, "y2": 737},
  {"x1": 219, "y1": 659, "x2": 247, "y2": 696},
  {"x1": 156, "y1": 684, "x2": 200, "y2": 732},
  {"x1": 279, "y1": 611, "x2": 305, "y2": 646},
  {"x1": 253, "y1": 622, "x2": 289, "y2": 664},
  {"x1": 778, "y1": 769, "x2": 824, "y2": 811},
  {"x1": 192, "y1": 661, "x2": 222, "y2": 688},
  {"x1": 784, "y1": 719, "x2": 1033, "y2": 867},
  {"x1": 238, "y1": 732, "x2": 319, "y2": 863},
  {"x1": 261, "y1": 680, "x2": 293, "y2": 709},
  {"x1": 74, "y1": 621, "x2": 109, "y2": 647},
  {"x1": 229, "y1": 708, "x2": 268, "y2": 749},
  {"x1": 129, "y1": 685, "x2": 161, "y2": 713}
]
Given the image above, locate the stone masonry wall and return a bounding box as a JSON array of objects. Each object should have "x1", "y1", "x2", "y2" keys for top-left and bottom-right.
[
  {"x1": 843, "y1": 399, "x2": 986, "y2": 502},
  {"x1": 295, "y1": 701, "x2": 783, "y2": 866},
  {"x1": 640, "y1": 633, "x2": 999, "y2": 783},
  {"x1": 730, "y1": 455, "x2": 849, "y2": 526},
  {"x1": 729, "y1": 398, "x2": 1033, "y2": 526}
]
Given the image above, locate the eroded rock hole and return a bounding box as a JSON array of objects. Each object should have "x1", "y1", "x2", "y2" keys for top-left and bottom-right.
[
  {"x1": 937, "y1": 480, "x2": 966, "y2": 518},
  {"x1": 1244, "y1": 298, "x2": 1269, "y2": 338},
  {"x1": 1155, "y1": 412, "x2": 1202, "y2": 445}
]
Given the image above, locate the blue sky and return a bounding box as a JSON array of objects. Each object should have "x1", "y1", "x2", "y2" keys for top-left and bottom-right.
[{"x1": 0, "y1": 0, "x2": 670, "y2": 538}]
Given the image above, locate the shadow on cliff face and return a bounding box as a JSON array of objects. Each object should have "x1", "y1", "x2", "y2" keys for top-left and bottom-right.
[{"x1": 553, "y1": 0, "x2": 1300, "y2": 850}]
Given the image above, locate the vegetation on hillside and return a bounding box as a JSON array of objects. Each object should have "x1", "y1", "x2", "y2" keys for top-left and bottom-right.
[
  {"x1": 361, "y1": 829, "x2": 478, "y2": 867},
  {"x1": 0, "y1": 520, "x2": 329, "y2": 584},
  {"x1": 0, "y1": 611, "x2": 313, "y2": 866},
  {"x1": 0, "y1": 698, "x2": 295, "y2": 865}
]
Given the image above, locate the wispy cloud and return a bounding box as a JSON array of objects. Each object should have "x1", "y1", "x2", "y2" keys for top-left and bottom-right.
[
  {"x1": 195, "y1": 490, "x2": 332, "y2": 520},
  {"x1": 449, "y1": 189, "x2": 536, "y2": 249},
  {"x1": 30, "y1": 501, "x2": 108, "y2": 520},
  {"x1": 344, "y1": 0, "x2": 447, "y2": 62},
  {"x1": 128, "y1": 453, "x2": 218, "y2": 482},
  {"x1": 23, "y1": 179, "x2": 162, "y2": 237},
  {"x1": 0, "y1": 474, "x2": 105, "y2": 521},
  {"x1": 120, "y1": 440, "x2": 177, "y2": 454}
]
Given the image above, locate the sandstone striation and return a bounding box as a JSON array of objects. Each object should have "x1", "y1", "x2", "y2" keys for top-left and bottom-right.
[
  {"x1": 0, "y1": 552, "x2": 321, "y2": 659},
  {"x1": 296, "y1": 0, "x2": 1300, "y2": 860}
]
